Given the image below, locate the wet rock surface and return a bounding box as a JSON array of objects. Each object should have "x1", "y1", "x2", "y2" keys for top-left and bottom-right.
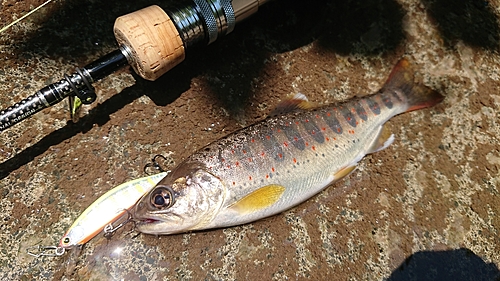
[{"x1": 1, "y1": 0, "x2": 499, "y2": 280}]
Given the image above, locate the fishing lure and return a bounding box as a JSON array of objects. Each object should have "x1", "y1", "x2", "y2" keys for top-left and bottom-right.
[
  {"x1": 59, "y1": 172, "x2": 168, "y2": 248},
  {"x1": 27, "y1": 171, "x2": 167, "y2": 257},
  {"x1": 132, "y1": 58, "x2": 444, "y2": 235}
]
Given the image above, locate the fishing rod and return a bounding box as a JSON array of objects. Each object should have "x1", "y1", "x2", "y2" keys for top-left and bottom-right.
[{"x1": 0, "y1": 0, "x2": 269, "y2": 132}]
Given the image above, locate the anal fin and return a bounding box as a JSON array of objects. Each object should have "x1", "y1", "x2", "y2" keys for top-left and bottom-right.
[
  {"x1": 367, "y1": 124, "x2": 394, "y2": 154},
  {"x1": 333, "y1": 165, "x2": 357, "y2": 181},
  {"x1": 229, "y1": 184, "x2": 286, "y2": 215}
]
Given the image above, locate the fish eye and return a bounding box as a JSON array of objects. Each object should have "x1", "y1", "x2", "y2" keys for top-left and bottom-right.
[{"x1": 150, "y1": 186, "x2": 175, "y2": 209}]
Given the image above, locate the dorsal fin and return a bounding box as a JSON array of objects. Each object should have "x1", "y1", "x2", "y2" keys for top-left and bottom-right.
[{"x1": 268, "y1": 93, "x2": 315, "y2": 117}]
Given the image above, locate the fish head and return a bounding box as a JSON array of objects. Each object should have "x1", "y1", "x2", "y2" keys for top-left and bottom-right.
[{"x1": 133, "y1": 162, "x2": 225, "y2": 235}]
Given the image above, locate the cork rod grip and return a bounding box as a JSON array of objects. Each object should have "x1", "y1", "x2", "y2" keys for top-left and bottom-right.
[{"x1": 113, "y1": 5, "x2": 185, "y2": 81}]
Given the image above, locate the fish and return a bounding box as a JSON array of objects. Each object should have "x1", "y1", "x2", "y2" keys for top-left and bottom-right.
[
  {"x1": 58, "y1": 172, "x2": 168, "y2": 248},
  {"x1": 132, "y1": 58, "x2": 444, "y2": 235}
]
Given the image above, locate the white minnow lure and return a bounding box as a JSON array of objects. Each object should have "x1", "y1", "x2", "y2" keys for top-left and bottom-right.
[
  {"x1": 132, "y1": 58, "x2": 444, "y2": 235},
  {"x1": 58, "y1": 172, "x2": 168, "y2": 248}
]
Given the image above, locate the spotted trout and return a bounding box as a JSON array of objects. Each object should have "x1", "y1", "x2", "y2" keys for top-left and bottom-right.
[{"x1": 132, "y1": 58, "x2": 444, "y2": 235}]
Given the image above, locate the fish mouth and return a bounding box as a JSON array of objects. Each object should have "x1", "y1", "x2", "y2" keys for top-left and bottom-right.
[
  {"x1": 136, "y1": 218, "x2": 161, "y2": 225},
  {"x1": 134, "y1": 213, "x2": 184, "y2": 231},
  {"x1": 135, "y1": 213, "x2": 182, "y2": 225}
]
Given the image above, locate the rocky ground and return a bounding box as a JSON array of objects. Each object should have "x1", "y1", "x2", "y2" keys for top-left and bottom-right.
[{"x1": 0, "y1": 0, "x2": 499, "y2": 280}]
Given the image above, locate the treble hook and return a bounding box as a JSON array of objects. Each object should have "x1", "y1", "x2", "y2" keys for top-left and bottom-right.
[
  {"x1": 103, "y1": 209, "x2": 134, "y2": 238},
  {"x1": 26, "y1": 245, "x2": 65, "y2": 258},
  {"x1": 144, "y1": 154, "x2": 170, "y2": 174}
]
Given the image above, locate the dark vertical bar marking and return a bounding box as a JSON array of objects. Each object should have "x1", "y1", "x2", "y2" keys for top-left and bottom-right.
[
  {"x1": 354, "y1": 101, "x2": 368, "y2": 121},
  {"x1": 301, "y1": 118, "x2": 324, "y2": 144},
  {"x1": 340, "y1": 106, "x2": 357, "y2": 127},
  {"x1": 281, "y1": 122, "x2": 306, "y2": 150},
  {"x1": 322, "y1": 111, "x2": 343, "y2": 134},
  {"x1": 380, "y1": 92, "x2": 393, "y2": 109},
  {"x1": 366, "y1": 97, "x2": 381, "y2": 115}
]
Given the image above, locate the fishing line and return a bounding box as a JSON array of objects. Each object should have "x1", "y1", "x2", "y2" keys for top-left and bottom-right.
[{"x1": 0, "y1": 0, "x2": 54, "y2": 34}]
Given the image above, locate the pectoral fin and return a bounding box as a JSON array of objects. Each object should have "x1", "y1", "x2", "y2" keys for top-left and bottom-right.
[{"x1": 229, "y1": 184, "x2": 286, "y2": 215}]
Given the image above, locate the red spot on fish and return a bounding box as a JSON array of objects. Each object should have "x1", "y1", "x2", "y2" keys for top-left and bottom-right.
[
  {"x1": 284, "y1": 141, "x2": 289, "y2": 147},
  {"x1": 261, "y1": 152, "x2": 265, "y2": 156},
  {"x1": 251, "y1": 139, "x2": 255, "y2": 143},
  {"x1": 277, "y1": 129, "x2": 281, "y2": 133},
  {"x1": 266, "y1": 135, "x2": 271, "y2": 140},
  {"x1": 221, "y1": 158, "x2": 225, "y2": 162},
  {"x1": 278, "y1": 153, "x2": 283, "y2": 159},
  {"x1": 326, "y1": 137, "x2": 330, "y2": 141},
  {"x1": 322, "y1": 127, "x2": 326, "y2": 131},
  {"x1": 266, "y1": 174, "x2": 269, "y2": 179},
  {"x1": 333, "y1": 137, "x2": 337, "y2": 140},
  {"x1": 233, "y1": 182, "x2": 236, "y2": 185},
  {"x1": 347, "y1": 117, "x2": 352, "y2": 121},
  {"x1": 305, "y1": 142, "x2": 309, "y2": 146},
  {"x1": 249, "y1": 176, "x2": 252, "y2": 181},
  {"x1": 248, "y1": 158, "x2": 252, "y2": 162},
  {"x1": 351, "y1": 108, "x2": 356, "y2": 113},
  {"x1": 337, "y1": 128, "x2": 341, "y2": 133},
  {"x1": 312, "y1": 146, "x2": 316, "y2": 151},
  {"x1": 327, "y1": 112, "x2": 331, "y2": 117},
  {"x1": 243, "y1": 150, "x2": 247, "y2": 154},
  {"x1": 272, "y1": 167, "x2": 275, "y2": 172},
  {"x1": 235, "y1": 161, "x2": 240, "y2": 167},
  {"x1": 293, "y1": 158, "x2": 297, "y2": 163},
  {"x1": 311, "y1": 130, "x2": 315, "y2": 135},
  {"x1": 316, "y1": 114, "x2": 320, "y2": 118},
  {"x1": 294, "y1": 136, "x2": 299, "y2": 141},
  {"x1": 305, "y1": 119, "x2": 309, "y2": 123},
  {"x1": 227, "y1": 165, "x2": 231, "y2": 169},
  {"x1": 231, "y1": 150, "x2": 235, "y2": 154}
]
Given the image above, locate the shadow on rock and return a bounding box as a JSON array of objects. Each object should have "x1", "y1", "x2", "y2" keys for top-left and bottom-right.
[
  {"x1": 0, "y1": 0, "x2": 451, "y2": 176},
  {"x1": 195, "y1": 0, "x2": 407, "y2": 118},
  {"x1": 317, "y1": 0, "x2": 406, "y2": 55},
  {"x1": 11, "y1": 0, "x2": 161, "y2": 60},
  {"x1": 388, "y1": 248, "x2": 500, "y2": 281},
  {"x1": 0, "y1": 77, "x2": 184, "y2": 180},
  {"x1": 420, "y1": 0, "x2": 500, "y2": 50}
]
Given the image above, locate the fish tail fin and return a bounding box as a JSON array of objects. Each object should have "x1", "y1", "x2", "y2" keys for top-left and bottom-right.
[{"x1": 383, "y1": 58, "x2": 444, "y2": 112}]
